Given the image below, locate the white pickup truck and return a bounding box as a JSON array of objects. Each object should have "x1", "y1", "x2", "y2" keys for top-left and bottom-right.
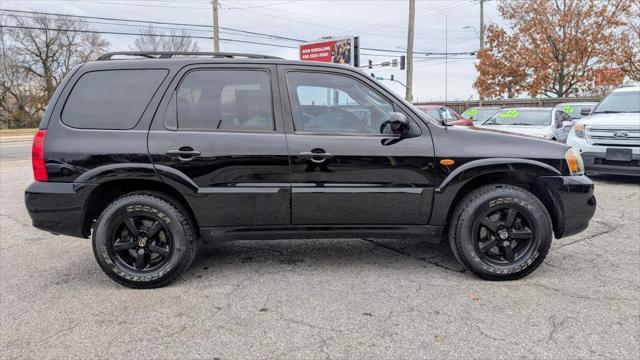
[{"x1": 566, "y1": 86, "x2": 640, "y2": 176}]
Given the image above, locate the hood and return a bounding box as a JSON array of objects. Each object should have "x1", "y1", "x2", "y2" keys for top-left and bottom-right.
[
  {"x1": 430, "y1": 124, "x2": 569, "y2": 161},
  {"x1": 579, "y1": 112, "x2": 640, "y2": 127},
  {"x1": 476, "y1": 124, "x2": 551, "y2": 137}
]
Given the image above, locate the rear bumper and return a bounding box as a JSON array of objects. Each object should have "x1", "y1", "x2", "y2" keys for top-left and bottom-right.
[
  {"x1": 25, "y1": 181, "x2": 96, "y2": 238},
  {"x1": 581, "y1": 151, "x2": 640, "y2": 177},
  {"x1": 540, "y1": 175, "x2": 596, "y2": 238}
]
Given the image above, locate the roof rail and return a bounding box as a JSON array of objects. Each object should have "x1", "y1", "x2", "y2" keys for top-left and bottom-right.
[{"x1": 97, "y1": 51, "x2": 283, "y2": 61}]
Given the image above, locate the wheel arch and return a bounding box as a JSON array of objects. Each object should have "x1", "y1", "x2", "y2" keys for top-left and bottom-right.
[
  {"x1": 81, "y1": 178, "x2": 198, "y2": 238},
  {"x1": 432, "y1": 159, "x2": 564, "y2": 238}
]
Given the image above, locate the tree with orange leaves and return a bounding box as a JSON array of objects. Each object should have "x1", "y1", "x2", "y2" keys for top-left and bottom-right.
[{"x1": 474, "y1": 0, "x2": 635, "y2": 99}]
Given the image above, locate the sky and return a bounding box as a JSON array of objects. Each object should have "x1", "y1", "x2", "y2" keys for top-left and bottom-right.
[{"x1": 1, "y1": 0, "x2": 504, "y2": 102}]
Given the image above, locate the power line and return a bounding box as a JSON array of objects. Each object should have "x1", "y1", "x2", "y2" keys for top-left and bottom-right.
[
  {"x1": 0, "y1": 8, "x2": 477, "y2": 56},
  {"x1": 0, "y1": 8, "x2": 306, "y2": 42},
  {"x1": 0, "y1": 24, "x2": 300, "y2": 49}
]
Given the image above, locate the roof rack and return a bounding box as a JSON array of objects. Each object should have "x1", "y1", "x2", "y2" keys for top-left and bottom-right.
[{"x1": 97, "y1": 51, "x2": 283, "y2": 61}]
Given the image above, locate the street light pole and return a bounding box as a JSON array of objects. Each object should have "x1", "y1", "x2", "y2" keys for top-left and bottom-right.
[
  {"x1": 405, "y1": 0, "x2": 415, "y2": 102},
  {"x1": 212, "y1": 0, "x2": 220, "y2": 52}
]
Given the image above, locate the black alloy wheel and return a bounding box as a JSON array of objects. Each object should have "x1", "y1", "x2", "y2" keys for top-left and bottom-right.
[
  {"x1": 473, "y1": 207, "x2": 537, "y2": 265},
  {"x1": 109, "y1": 215, "x2": 173, "y2": 272}
]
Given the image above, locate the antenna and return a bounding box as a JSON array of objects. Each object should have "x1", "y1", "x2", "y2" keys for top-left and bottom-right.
[
  {"x1": 444, "y1": 14, "x2": 449, "y2": 128},
  {"x1": 445, "y1": 14, "x2": 448, "y2": 108}
]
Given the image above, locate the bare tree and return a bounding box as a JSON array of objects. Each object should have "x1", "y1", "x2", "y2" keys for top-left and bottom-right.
[
  {"x1": 132, "y1": 25, "x2": 200, "y2": 52},
  {"x1": 0, "y1": 14, "x2": 109, "y2": 128}
]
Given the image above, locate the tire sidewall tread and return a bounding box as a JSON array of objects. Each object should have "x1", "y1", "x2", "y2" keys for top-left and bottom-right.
[
  {"x1": 448, "y1": 184, "x2": 552, "y2": 281},
  {"x1": 92, "y1": 193, "x2": 197, "y2": 289}
]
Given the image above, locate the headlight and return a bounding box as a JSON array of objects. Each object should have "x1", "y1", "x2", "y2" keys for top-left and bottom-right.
[
  {"x1": 565, "y1": 148, "x2": 585, "y2": 175},
  {"x1": 574, "y1": 123, "x2": 586, "y2": 138},
  {"x1": 535, "y1": 133, "x2": 550, "y2": 139}
]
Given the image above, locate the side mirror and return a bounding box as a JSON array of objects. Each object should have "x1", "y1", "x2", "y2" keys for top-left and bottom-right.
[
  {"x1": 386, "y1": 112, "x2": 410, "y2": 135},
  {"x1": 580, "y1": 108, "x2": 591, "y2": 116},
  {"x1": 562, "y1": 120, "x2": 573, "y2": 128}
]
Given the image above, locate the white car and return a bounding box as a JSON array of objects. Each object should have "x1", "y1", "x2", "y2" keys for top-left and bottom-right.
[
  {"x1": 566, "y1": 86, "x2": 640, "y2": 176},
  {"x1": 477, "y1": 107, "x2": 573, "y2": 141}
]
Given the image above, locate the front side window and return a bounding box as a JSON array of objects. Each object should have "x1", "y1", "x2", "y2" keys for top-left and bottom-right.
[
  {"x1": 286, "y1": 71, "x2": 398, "y2": 134},
  {"x1": 176, "y1": 70, "x2": 274, "y2": 131},
  {"x1": 62, "y1": 69, "x2": 168, "y2": 129}
]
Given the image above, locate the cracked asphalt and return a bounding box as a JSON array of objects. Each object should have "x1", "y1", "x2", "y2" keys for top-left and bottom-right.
[{"x1": 1, "y1": 156, "x2": 639, "y2": 359}]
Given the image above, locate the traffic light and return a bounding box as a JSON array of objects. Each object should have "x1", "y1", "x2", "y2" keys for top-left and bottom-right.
[
  {"x1": 368, "y1": 60, "x2": 373, "y2": 69},
  {"x1": 391, "y1": 74, "x2": 395, "y2": 81},
  {"x1": 400, "y1": 55, "x2": 406, "y2": 70},
  {"x1": 370, "y1": 73, "x2": 375, "y2": 78}
]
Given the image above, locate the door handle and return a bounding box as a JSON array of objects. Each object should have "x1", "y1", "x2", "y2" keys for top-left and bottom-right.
[
  {"x1": 166, "y1": 147, "x2": 201, "y2": 161},
  {"x1": 298, "y1": 151, "x2": 333, "y2": 163}
]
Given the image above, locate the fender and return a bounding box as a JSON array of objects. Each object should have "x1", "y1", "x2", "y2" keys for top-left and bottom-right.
[
  {"x1": 74, "y1": 163, "x2": 159, "y2": 184},
  {"x1": 436, "y1": 158, "x2": 561, "y2": 192},
  {"x1": 430, "y1": 158, "x2": 562, "y2": 226}
]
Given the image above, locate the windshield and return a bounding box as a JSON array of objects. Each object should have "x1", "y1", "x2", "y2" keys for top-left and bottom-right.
[
  {"x1": 593, "y1": 91, "x2": 640, "y2": 113},
  {"x1": 557, "y1": 104, "x2": 595, "y2": 120},
  {"x1": 484, "y1": 109, "x2": 551, "y2": 126},
  {"x1": 462, "y1": 107, "x2": 500, "y2": 122}
]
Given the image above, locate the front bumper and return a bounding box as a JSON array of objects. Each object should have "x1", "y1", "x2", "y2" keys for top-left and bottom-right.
[
  {"x1": 567, "y1": 134, "x2": 640, "y2": 176},
  {"x1": 539, "y1": 175, "x2": 596, "y2": 238},
  {"x1": 581, "y1": 151, "x2": 640, "y2": 177},
  {"x1": 25, "y1": 181, "x2": 97, "y2": 238}
]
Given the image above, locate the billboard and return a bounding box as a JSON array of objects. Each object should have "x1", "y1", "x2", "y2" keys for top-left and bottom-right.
[{"x1": 299, "y1": 36, "x2": 359, "y2": 67}]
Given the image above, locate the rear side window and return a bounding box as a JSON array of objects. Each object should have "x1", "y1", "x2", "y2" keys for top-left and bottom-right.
[
  {"x1": 175, "y1": 70, "x2": 274, "y2": 132},
  {"x1": 62, "y1": 69, "x2": 168, "y2": 129}
]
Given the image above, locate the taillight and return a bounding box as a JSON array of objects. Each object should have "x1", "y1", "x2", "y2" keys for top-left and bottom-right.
[{"x1": 32, "y1": 130, "x2": 48, "y2": 182}]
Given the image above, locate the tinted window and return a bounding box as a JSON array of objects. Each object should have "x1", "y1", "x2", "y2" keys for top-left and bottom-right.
[
  {"x1": 593, "y1": 91, "x2": 640, "y2": 113},
  {"x1": 62, "y1": 69, "x2": 168, "y2": 129},
  {"x1": 176, "y1": 70, "x2": 273, "y2": 131},
  {"x1": 286, "y1": 71, "x2": 398, "y2": 134},
  {"x1": 484, "y1": 109, "x2": 552, "y2": 126}
]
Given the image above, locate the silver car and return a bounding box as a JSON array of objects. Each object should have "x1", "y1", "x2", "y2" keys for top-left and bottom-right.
[
  {"x1": 553, "y1": 102, "x2": 599, "y2": 124},
  {"x1": 477, "y1": 107, "x2": 573, "y2": 142}
]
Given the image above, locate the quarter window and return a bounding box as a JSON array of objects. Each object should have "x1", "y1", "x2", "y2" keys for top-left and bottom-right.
[
  {"x1": 286, "y1": 71, "x2": 400, "y2": 135},
  {"x1": 62, "y1": 69, "x2": 168, "y2": 129},
  {"x1": 176, "y1": 70, "x2": 274, "y2": 131}
]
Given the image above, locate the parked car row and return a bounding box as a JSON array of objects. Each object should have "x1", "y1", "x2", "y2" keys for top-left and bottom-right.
[{"x1": 416, "y1": 90, "x2": 638, "y2": 177}]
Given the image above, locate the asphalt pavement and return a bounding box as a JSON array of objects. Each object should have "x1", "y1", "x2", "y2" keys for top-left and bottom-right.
[
  {"x1": 0, "y1": 140, "x2": 31, "y2": 162},
  {"x1": 1, "y1": 145, "x2": 639, "y2": 359}
]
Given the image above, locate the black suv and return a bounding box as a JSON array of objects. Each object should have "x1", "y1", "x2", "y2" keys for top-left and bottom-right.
[{"x1": 25, "y1": 52, "x2": 596, "y2": 288}]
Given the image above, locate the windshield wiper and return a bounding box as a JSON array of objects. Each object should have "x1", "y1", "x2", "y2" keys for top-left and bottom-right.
[
  {"x1": 510, "y1": 122, "x2": 531, "y2": 125},
  {"x1": 592, "y1": 111, "x2": 621, "y2": 114}
]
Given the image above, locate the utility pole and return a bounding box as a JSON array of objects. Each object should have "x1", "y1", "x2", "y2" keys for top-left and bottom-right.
[
  {"x1": 479, "y1": 0, "x2": 484, "y2": 50},
  {"x1": 405, "y1": 0, "x2": 415, "y2": 102},
  {"x1": 212, "y1": 0, "x2": 220, "y2": 52}
]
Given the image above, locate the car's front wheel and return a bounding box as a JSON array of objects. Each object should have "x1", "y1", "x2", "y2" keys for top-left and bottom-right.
[
  {"x1": 449, "y1": 184, "x2": 552, "y2": 280},
  {"x1": 92, "y1": 193, "x2": 197, "y2": 288}
]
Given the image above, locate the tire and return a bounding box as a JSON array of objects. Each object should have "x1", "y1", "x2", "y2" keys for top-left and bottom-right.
[
  {"x1": 448, "y1": 184, "x2": 552, "y2": 280},
  {"x1": 92, "y1": 193, "x2": 197, "y2": 288}
]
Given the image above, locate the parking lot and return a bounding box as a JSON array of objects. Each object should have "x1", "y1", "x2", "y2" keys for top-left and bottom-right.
[{"x1": 1, "y1": 140, "x2": 639, "y2": 359}]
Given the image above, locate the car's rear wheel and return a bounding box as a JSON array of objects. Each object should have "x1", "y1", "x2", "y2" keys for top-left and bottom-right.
[
  {"x1": 449, "y1": 184, "x2": 552, "y2": 280},
  {"x1": 92, "y1": 193, "x2": 197, "y2": 288}
]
